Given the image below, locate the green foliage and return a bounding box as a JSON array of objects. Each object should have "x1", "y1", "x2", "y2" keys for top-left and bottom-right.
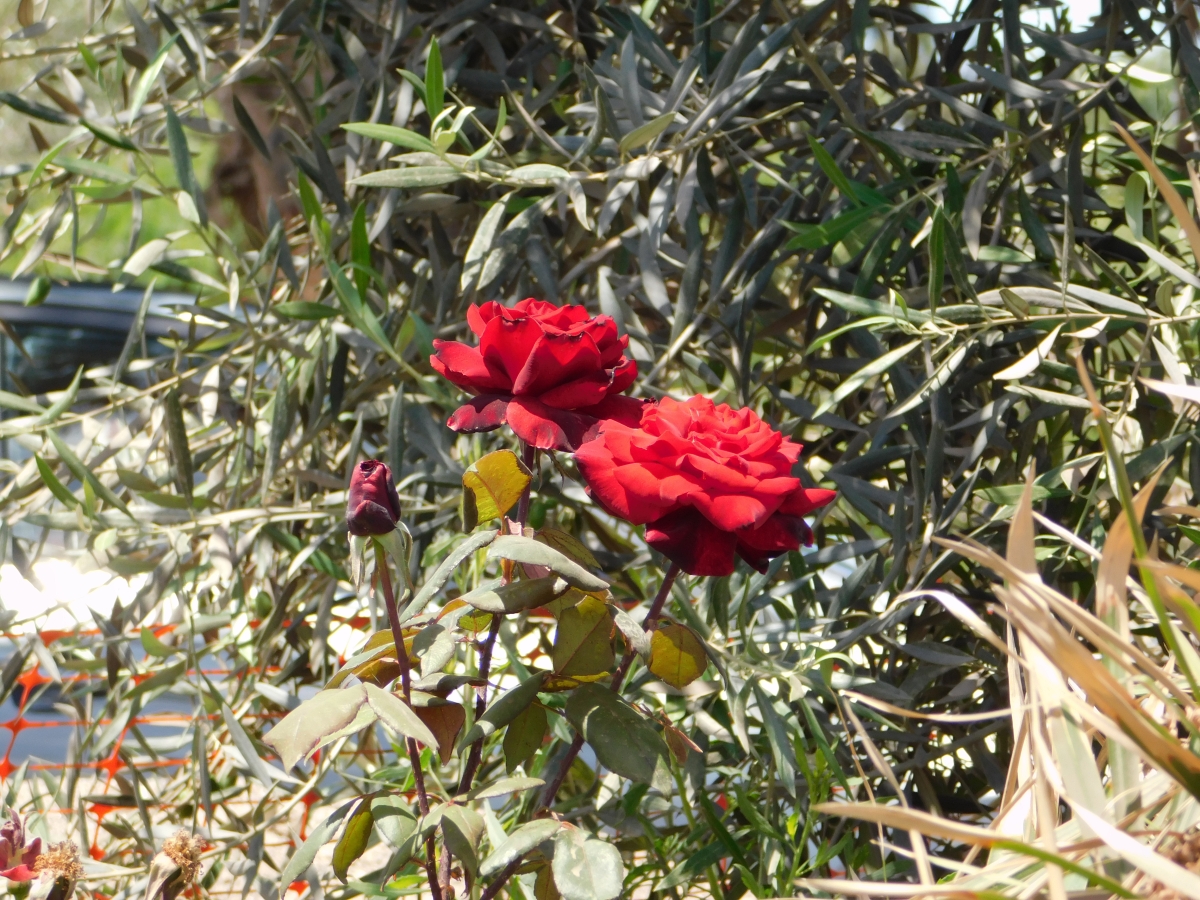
[{"x1": 2, "y1": 0, "x2": 1200, "y2": 897}]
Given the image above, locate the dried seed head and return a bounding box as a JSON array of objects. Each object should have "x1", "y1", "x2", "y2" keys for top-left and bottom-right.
[
  {"x1": 1144, "y1": 830, "x2": 1200, "y2": 900},
  {"x1": 32, "y1": 843, "x2": 82, "y2": 883},
  {"x1": 161, "y1": 832, "x2": 203, "y2": 885}
]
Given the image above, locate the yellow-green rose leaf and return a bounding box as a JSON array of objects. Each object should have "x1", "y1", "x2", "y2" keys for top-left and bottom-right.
[
  {"x1": 463, "y1": 449, "x2": 532, "y2": 523},
  {"x1": 648, "y1": 624, "x2": 707, "y2": 689}
]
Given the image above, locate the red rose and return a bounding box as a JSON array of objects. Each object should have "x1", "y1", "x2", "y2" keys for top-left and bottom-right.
[
  {"x1": 574, "y1": 396, "x2": 836, "y2": 576},
  {"x1": 347, "y1": 460, "x2": 401, "y2": 536},
  {"x1": 430, "y1": 298, "x2": 644, "y2": 451}
]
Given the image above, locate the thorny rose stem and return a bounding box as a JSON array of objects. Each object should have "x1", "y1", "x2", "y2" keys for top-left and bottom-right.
[
  {"x1": 540, "y1": 561, "x2": 681, "y2": 803},
  {"x1": 376, "y1": 545, "x2": 443, "y2": 900},
  {"x1": 458, "y1": 442, "x2": 536, "y2": 796},
  {"x1": 479, "y1": 561, "x2": 684, "y2": 900}
]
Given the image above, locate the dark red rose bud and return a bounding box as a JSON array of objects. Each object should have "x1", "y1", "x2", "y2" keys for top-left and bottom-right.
[{"x1": 347, "y1": 460, "x2": 401, "y2": 536}]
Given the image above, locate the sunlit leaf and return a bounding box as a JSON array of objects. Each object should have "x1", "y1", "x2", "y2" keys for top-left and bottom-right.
[
  {"x1": 462, "y1": 449, "x2": 531, "y2": 523},
  {"x1": 332, "y1": 800, "x2": 373, "y2": 882},
  {"x1": 553, "y1": 597, "x2": 614, "y2": 677},
  {"x1": 647, "y1": 624, "x2": 706, "y2": 689},
  {"x1": 552, "y1": 828, "x2": 624, "y2": 900}
]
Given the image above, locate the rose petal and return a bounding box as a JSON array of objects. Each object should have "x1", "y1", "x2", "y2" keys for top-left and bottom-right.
[
  {"x1": 737, "y1": 514, "x2": 814, "y2": 571},
  {"x1": 481, "y1": 312, "x2": 545, "y2": 386},
  {"x1": 690, "y1": 491, "x2": 772, "y2": 531},
  {"x1": 466, "y1": 303, "x2": 492, "y2": 336},
  {"x1": 347, "y1": 461, "x2": 400, "y2": 535},
  {"x1": 679, "y1": 453, "x2": 763, "y2": 491},
  {"x1": 581, "y1": 394, "x2": 647, "y2": 428},
  {"x1": 577, "y1": 316, "x2": 623, "y2": 365},
  {"x1": 645, "y1": 507, "x2": 738, "y2": 577},
  {"x1": 430, "y1": 340, "x2": 511, "y2": 393},
  {"x1": 512, "y1": 297, "x2": 573, "y2": 326},
  {"x1": 536, "y1": 370, "x2": 612, "y2": 409},
  {"x1": 778, "y1": 487, "x2": 838, "y2": 516},
  {"x1": 736, "y1": 513, "x2": 805, "y2": 554},
  {"x1": 446, "y1": 396, "x2": 510, "y2": 433},
  {"x1": 512, "y1": 330, "x2": 604, "y2": 397},
  {"x1": 505, "y1": 397, "x2": 598, "y2": 451},
  {"x1": 609, "y1": 356, "x2": 638, "y2": 393},
  {"x1": 613, "y1": 463, "x2": 691, "y2": 521},
  {"x1": 347, "y1": 501, "x2": 399, "y2": 537}
]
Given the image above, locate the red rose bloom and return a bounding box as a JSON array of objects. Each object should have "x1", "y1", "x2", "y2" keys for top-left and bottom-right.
[
  {"x1": 574, "y1": 396, "x2": 836, "y2": 576},
  {"x1": 430, "y1": 298, "x2": 644, "y2": 451},
  {"x1": 347, "y1": 460, "x2": 401, "y2": 536}
]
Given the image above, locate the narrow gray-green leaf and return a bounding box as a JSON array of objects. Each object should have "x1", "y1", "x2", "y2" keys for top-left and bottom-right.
[
  {"x1": 752, "y1": 684, "x2": 797, "y2": 798},
  {"x1": 129, "y1": 34, "x2": 177, "y2": 120},
  {"x1": 813, "y1": 340, "x2": 920, "y2": 418},
  {"x1": 460, "y1": 198, "x2": 509, "y2": 293},
  {"x1": 363, "y1": 683, "x2": 438, "y2": 748},
  {"x1": 48, "y1": 430, "x2": 133, "y2": 519},
  {"x1": 279, "y1": 801, "x2": 356, "y2": 892},
  {"x1": 480, "y1": 819, "x2": 562, "y2": 877},
  {"x1": 351, "y1": 167, "x2": 464, "y2": 189},
  {"x1": 164, "y1": 388, "x2": 193, "y2": 501},
  {"x1": 458, "y1": 672, "x2": 546, "y2": 749},
  {"x1": 222, "y1": 703, "x2": 300, "y2": 786},
  {"x1": 619, "y1": 112, "x2": 674, "y2": 153},
  {"x1": 344, "y1": 122, "x2": 437, "y2": 153},
  {"x1": 401, "y1": 529, "x2": 499, "y2": 623},
  {"x1": 39, "y1": 365, "x2": 81, "y2": 424},
  {"x1": 262, "y1": 378, "x2": 291, "y2": 492},
  {"x1": 488, "y1": 535, "x2": 608, "y2": 592}
]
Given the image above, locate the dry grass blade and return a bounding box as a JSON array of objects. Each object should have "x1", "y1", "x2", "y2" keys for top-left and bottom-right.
[
  {"x1": 843, "y1": 691, "x2": 1015, "y2": 723},
  {"x1": 814, "y1": 804, "x2": 1136, "y2": 897},
  {"x1": 1114, "y1": 122, "x2": 1200, "y2": 265},
  {"x1": 1096, "y1": 468, "x2": 1163, "y2": 634},
  {"x1": 791, "y1": 880, "x2": 994, "y2": 897},
  {"x1": 1005, "y1": 467, "x2": 1038, "y2": 578},
  {"x1": 840, "y1": 702, "x2": 935, "y2": 884},
  {"x1": 1068, "y1": 801, "x2": 1200, "y2": 899}
]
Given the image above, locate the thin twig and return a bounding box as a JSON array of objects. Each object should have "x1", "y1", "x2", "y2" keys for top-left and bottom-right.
[
  {"x1": 476, "y1": 491, "x2": 684, "y2": 900},
  {"x1": 540, "y1": 562, "x2": 681, "y2": 809},
  {"x1": 459, "y1": 443, "x2": 536, "y2": 794}
]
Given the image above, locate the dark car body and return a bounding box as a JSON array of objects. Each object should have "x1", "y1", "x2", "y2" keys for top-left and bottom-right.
[{"x1": 0, "y1": 279, "x2": 195, "y2": 394}]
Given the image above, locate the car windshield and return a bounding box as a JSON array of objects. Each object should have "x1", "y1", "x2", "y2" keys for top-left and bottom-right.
[{"x1": 4, "y1": 324, "x2": 135, "y2": 395}]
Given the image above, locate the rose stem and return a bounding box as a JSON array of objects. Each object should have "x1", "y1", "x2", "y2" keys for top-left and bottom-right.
[
  {"x1": 478, "y1": 562, "x2": 683, "y2": 899},
  {"x1": 377, "y1": 543, "x2": 443, "y2": 900},
  {"x1": 538, "y1": 561, "x2": 682, "y2": 808},
  {"x1": 478, "y1": 858, "x2": 523, "y2": 900},
  {"x1": 515, "y1": 441, "x2": 535, "y2": 524},
  {"x1": 457, "y1": 442, "x2": 536, "y2": 796}
]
